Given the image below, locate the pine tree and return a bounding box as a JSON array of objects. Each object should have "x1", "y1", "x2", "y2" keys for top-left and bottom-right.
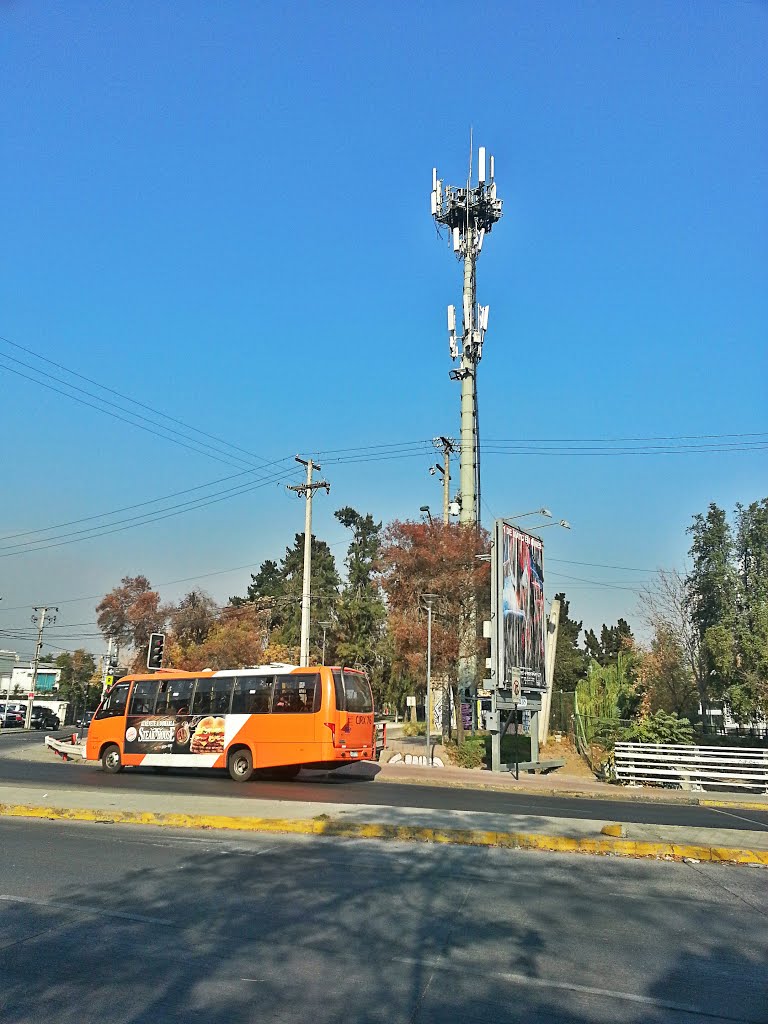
[{"x1": 552, "y1": 593, "x2": 588, "y2": 691}]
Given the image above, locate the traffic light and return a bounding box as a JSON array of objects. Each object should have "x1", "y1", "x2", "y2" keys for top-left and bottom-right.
[{"x1": 147, "y1": 632, "x2": 165, "y2": 670}]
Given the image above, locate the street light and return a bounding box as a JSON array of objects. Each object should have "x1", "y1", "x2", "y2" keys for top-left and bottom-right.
[
  {"x1": 318, "y1": 621, "x2": 332, "y2": 665},
  {"x1": 419, "y1": 505, "x2": 433, "y2": 524},
  {"x1": 532, "y1": 519, "x2": 571, "y2": 530},
  {"x1": 504, "y1": 508, "x2": 552, "y2": 520},
  {"x1": 420, "y1": 593, "x2": 439, "y2": 765}
]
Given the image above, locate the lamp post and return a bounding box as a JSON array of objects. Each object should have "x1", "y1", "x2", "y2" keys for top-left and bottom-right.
[
  {"x1": 420, "y1": 593, "x2": 439, "y2": 765},
  {"x1": 318, "y1": 621, "x2": 331, "y2": 666},
  {"x1": 419, "y1": 505, "x2": 433, "y2": 525}
]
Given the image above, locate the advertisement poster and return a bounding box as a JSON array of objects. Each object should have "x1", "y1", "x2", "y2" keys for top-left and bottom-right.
[
  {"x1": 124, "y1": 714, "x2": 225, "y2": 755},
  {"x1": 500, "y1": 523, "x2": 545, "y2": 690}
]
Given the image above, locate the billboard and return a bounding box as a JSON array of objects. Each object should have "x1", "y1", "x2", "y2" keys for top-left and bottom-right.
[{"x1": 498, "y1": 522, "x2": 545, "y2": 690}]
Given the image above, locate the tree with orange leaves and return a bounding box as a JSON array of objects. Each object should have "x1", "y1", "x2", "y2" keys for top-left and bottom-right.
[{"x1": 377, "y1": 520, "x2": 490, "y2": 739}]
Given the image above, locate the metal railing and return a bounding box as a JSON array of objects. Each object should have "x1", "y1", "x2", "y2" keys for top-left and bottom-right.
[{"x1": 614, "y1": 742, "x2": 768, "y2": 793}]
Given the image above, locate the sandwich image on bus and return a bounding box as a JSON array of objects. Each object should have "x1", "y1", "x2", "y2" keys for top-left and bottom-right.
[{"x1": 86, "y1": 664, "x2": 375, "y2": 782}]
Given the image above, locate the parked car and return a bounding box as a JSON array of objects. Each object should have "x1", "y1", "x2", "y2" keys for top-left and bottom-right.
[
  {"x1": 0, "y1": 706, "x2": 25, "y2": 728},
  {"x1": 31, "y1": 707, "x2": 61, "y2": 730}
]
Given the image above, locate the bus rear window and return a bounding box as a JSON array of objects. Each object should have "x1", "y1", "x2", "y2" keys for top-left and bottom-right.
[{"x1": 332, "y1": 670, "x2": 373, "y2": 713}]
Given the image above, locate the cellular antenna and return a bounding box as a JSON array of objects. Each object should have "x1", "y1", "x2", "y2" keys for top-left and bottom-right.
[{"x1": 430, "y1": 141, "x2": 503, "y2": 526}]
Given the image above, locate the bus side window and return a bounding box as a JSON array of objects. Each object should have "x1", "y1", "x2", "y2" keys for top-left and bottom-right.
[
  {"x1": 129, "y1": 680, "x2": 159, "y2": 716},
  {"x1": 191, "y1": 678, "x2": 214, "y2": 716},
  {"x1": 274, "y1": 674, "x2": 319, "y2": 713},
  {"x1": 232, "y1": 676, "x2": 272, "y2": 714},
  {"x1": 168, "y1": 679, "x2": 194, "y2": 715},
  {"x1": 212, "y1": 676, "x2": 234, "y2": 715}
]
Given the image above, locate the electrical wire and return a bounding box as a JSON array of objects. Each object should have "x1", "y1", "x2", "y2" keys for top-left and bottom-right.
[
  {"x1": 0, "y1": 334, "x2": 285, "y2": 470},
  {"x1": 0, "y1": 468, "x2": 288, "y2": 558}
]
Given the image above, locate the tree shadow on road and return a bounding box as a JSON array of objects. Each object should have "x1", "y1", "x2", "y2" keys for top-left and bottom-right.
[{"x1": 0, "y1": 830, "x2": 765, "y2": 1024}]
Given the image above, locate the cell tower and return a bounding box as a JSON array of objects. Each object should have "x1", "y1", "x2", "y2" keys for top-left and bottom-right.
[{"x1": 431, "y1": 143, "x2": 503, "y2": 525}]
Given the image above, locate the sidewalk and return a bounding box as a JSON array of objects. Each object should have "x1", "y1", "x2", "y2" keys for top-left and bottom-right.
[
  {"x1": 1, "y1": 772, "x2": 766, "y2": 865},
  {"x1": 376, "y1": 758, "x2": 768, "y2": 810}
]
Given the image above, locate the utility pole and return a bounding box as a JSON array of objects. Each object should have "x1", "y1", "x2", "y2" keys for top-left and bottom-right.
[
  {"x1": 318, "y1": 621, "x2": 331, "y2": 666},
  {"x1": 431, "y1": 436, "x2": 458, "y2": 524},
  {"x1": 288, "y1": 457, "x2": 330, "y2": 667},
  {"x1": 420, "y1": 594, "x2": 439, "y2": 765},
  {"x1": 432, "y1": 142, "x2": 502, "y2": 525},
  {"x1": 26, "y1": 606, "x2": 58, "y2": 728}
]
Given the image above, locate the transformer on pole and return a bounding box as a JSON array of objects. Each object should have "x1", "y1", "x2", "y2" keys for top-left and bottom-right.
[{"x1": 431, "y1": 143, "x2": 502, "y2": 525}]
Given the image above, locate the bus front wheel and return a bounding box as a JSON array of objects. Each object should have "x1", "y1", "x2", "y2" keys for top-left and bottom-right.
[
  {"x1": 228, "y1": 747, "x2": 254, "y2": 783},
  {"x1": 102, "y1": 744, "x2": 124, "y2": 774}
]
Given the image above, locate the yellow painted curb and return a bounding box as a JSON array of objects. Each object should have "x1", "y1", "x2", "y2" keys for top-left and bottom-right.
[
  {"x1": 2, "y1": 802, "x2": 768, "y2": 865},
  {"x1": 700, "y1": 798, "x2": 768, "y2": 812}
]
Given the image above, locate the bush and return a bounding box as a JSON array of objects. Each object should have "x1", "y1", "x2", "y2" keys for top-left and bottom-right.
[
  {"x1": 618, "y1": 710, "x2": 695, "y2": 745},
  {"x1": 444, "y1": 736, "x2": 486, "y2": 769},
  {"x1": 402, "y1": 721, "x2": 426, "y2": 737}
]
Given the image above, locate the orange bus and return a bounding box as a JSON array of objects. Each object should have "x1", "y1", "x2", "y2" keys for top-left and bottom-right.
[{"x1": 85, "y1": 663, "x2": 375, "y2": 782}]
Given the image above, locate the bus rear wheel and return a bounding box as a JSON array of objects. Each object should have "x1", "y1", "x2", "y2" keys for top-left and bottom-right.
[
  {"x1": 228, "y1": 747, "x2": 254, "y2": 782},
  {"x1": 101, "y1": 744, "x2": 123, "y2": 774}
]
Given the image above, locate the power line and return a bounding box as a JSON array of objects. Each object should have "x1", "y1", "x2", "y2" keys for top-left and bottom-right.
[
  {"x1": 0, "y1": 355, "x2": 263, "y2": 472},
  {"x1": 0, "y1": 462, "x2": 290, "y2": 543},
  {"x1": 0, "y1": 334, "x2": 285, "y2": 470},
  {"x1": 0, "y1": 468, "x2": 288, "y2": 558}
]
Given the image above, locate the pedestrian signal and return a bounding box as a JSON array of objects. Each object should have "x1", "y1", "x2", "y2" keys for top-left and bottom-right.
[{"x1": 147, "y1": 632, "x2": 165, "y2": 670}]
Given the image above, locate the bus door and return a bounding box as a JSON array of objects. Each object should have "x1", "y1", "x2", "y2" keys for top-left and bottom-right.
[
  {"x1": 330, "y1": 669, "x2": 374, "y2": 759},
  {"x1": 86, "y1": 680, "x2": 131, "y2": 760}
]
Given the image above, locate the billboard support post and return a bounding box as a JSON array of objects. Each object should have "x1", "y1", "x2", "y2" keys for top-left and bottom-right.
[{"x1": 486, "y1": 519, "x2": 564, "y2": 774}]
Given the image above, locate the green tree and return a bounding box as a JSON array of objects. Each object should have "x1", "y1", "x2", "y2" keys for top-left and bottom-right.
[
  {"x1": 332, "y1": 507, "x2": 389, "y2": 699},
  {"x1": 53, "y1": 649, "x2": 99, "y2": 716},
  {"x1": 731, "y1": 499, "x2": 768, "y2": 718},
  {"x1": 619, "y1": 710, "x2": 695, "y2": 745},
  {"x1": 584, "y1": 618, "x2": 635, "y2": 667},
  {"x1": 552, "y1": 593, "x2": 588, "y2": 691},
  {"x1": 686, "y1": 503, "x2": 738, "y2": 705},
  {"x1": 274, "y1": 534, "x2": 340, "y2": 652},
  {"x1": 229, "y1": 535, "x2": 340, "y2": 656}
]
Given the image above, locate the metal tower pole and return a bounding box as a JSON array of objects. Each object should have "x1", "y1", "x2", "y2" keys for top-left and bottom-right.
[{"x1": 460, "y1": 233, "x2": 477, "y2": 524}]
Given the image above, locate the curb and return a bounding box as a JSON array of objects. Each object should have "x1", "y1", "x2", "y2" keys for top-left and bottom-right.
[{"x1": 2, "y1": 802, "x2": 767, "y2": 865}]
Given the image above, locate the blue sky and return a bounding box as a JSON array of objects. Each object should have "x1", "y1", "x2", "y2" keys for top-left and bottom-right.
[{"x1": 1, "y1": 1, "x2": 766, "y2": 659}]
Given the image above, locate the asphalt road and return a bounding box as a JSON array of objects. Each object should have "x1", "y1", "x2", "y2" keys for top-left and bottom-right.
[
  {"x1": 0, "y1": 817, "x2": 766, "y2": 1024},
  {"x1": 1, "y1": 745, "x2": 767, "y2": 832}
]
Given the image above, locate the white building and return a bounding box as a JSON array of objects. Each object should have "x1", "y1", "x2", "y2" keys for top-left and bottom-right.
[{"x1": 10, "y1": 662, "x2": 62, "y2": 696}]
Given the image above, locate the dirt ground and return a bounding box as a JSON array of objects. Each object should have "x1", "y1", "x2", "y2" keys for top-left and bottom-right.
[{"x1": 540, "y1": 735, "x2": 595, "y2": 778}]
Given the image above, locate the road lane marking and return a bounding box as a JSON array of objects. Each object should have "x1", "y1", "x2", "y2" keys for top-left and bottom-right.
[
  {"x1": 0, "y1": 894, "x2": 172, "y2": 926},
  {"x1": 706, "y1": 805, "x2": 768, "y2": 829},
  {"x1": 391, "y1": 956, "x2": 763, "y2": 1022}
]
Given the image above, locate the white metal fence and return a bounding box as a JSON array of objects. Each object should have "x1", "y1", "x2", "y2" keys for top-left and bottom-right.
[{"x1": 614, "y1": 742, "x2": 768, "y2": 793}]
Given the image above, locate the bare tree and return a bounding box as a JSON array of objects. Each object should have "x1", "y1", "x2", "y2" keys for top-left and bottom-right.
[{"x1": 639, "y1": 569, "x2": 706, "y2": 710}]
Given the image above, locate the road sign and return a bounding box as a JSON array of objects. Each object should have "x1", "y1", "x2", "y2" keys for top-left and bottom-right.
[
  {"x1": 517, "y1": 695, "x2": 527, "y2": 708},
  {"x1": 105, "y1": 675, "x2": 114, "y2": 687},
  {"x1": 510, "y1": 676, "x2": 521, "y2": 701}
]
